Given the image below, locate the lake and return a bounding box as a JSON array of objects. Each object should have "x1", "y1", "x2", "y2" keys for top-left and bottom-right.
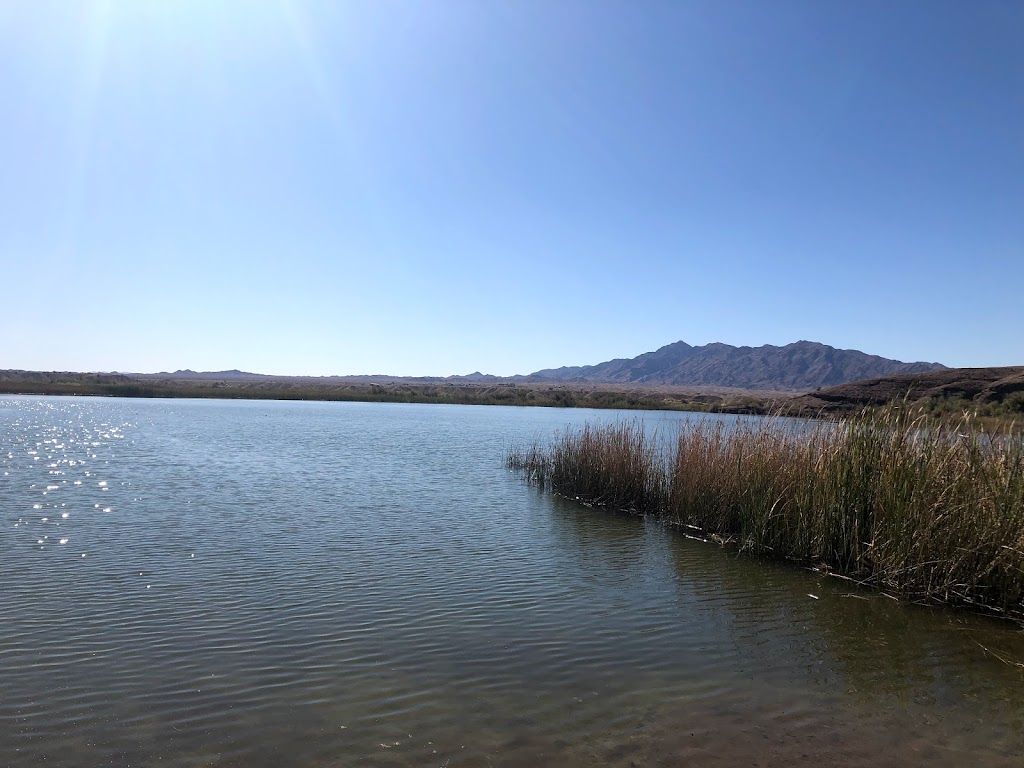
[{"x1": 1, "y1": 396, "x2": 1023, "y2": 767}]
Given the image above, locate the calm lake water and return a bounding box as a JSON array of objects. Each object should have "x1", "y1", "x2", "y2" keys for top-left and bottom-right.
[{"x1": 2, "y1": 396, "x2": 1023, "y2": 767}]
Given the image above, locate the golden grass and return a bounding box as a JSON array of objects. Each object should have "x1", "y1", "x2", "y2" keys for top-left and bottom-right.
[{"x1": 508, "y1": 409, "x2": 1024, "y2": 617}]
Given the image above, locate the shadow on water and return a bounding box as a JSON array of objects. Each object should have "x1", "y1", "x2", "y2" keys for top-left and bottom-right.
[{"x1": 539, "y1": 491, "x2": 1024, "y2": 767}]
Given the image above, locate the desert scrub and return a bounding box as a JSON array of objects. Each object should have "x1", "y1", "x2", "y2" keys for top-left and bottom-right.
[{"x1": 507, "y1": 409, "x2": 1024, "y2": 618}]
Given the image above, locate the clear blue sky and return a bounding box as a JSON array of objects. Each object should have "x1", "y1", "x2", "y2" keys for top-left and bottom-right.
[{"x1": 1, "y1": 1, "x2": 1021, "y2": 376}]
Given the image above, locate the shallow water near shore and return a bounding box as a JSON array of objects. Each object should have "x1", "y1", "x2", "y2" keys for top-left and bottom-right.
[{"x1": 2, "y1": 396, "x2": 1023, "y2": 767}]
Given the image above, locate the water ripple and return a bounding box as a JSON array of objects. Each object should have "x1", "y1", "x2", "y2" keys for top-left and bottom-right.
[{"x1": 1, "y1": 396, "x2": 1023, "y2": 767}]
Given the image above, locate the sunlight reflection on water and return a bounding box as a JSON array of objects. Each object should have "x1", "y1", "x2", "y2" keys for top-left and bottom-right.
[{"x1": 0, "y1": 396, "x2": 1022, "y2": 767}]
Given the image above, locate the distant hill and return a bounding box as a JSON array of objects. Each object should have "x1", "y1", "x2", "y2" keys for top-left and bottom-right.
[
  {"x1": 529, "y1": 340, "x2": 946, "y2": 392},
  {"x1": 156, "y1": 369, "x2": 267, "y2": 380},
  {"x1": 447, "y1": 371, "x2": 503, "y2": 382},
  {"x1": 789, "y1": 366, "x2": 1024, "y2": 413}
]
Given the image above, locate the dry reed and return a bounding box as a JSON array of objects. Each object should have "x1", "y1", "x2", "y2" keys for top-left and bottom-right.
[{"x1": 507, "y1": 409, "x2": 1024, "y2": 617}]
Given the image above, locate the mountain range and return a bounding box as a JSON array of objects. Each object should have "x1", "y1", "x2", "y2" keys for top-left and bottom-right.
[
  {"x1": 527, "y1": 340, "x2": 946, "y2": 392},
  {"x1": 101, "y1": 340, "x2": 949, "y2": 393}
]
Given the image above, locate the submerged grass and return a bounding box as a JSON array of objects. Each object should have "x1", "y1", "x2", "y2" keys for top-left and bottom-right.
[{"x1": 507, "y1": 409, "x2": 1024, "y2": 619}]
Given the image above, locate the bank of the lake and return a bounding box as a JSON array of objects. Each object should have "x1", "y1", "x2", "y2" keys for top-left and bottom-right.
[
  {"x1": 4, "y1": 367, "x2": 1023, "y2": 433},
  {"x1": 0, "y1": 374, "x2": 760, "y2": 413}
]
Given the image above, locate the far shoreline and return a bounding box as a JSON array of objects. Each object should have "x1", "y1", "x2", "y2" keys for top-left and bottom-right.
[
  {"x1": 2, "y1": 366, "x2": 1021, "y2": 430},
  {"x1": 0, "y1": 379, "x2": 763, "y2": 414}
]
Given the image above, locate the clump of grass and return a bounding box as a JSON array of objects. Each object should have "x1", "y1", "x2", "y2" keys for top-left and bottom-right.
[{"x1": 507, "y1": 409, "x2": 1024, "y2": 617}]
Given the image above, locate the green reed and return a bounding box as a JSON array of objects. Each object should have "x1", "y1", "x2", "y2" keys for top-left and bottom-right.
[{"x1": 507, "y1": 409, "x2": 1024, "y2": 617}]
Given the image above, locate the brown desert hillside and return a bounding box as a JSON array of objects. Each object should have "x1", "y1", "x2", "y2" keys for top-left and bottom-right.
[{"x1": 789, "y1": 366, "x2": 1024, "y2": 414}]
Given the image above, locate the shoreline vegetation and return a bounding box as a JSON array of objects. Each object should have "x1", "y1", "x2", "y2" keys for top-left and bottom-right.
[
  {"x1": 0, "y1": 372, "x2": 774, "y2": 415},
  {"x1": 507, "y1": 409, "x2": 1024, "y2": 623}
]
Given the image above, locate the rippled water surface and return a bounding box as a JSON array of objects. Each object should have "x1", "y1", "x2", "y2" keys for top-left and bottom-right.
[{"x1": 2, "y1": 396, "x2": 1023, "y2": 767}]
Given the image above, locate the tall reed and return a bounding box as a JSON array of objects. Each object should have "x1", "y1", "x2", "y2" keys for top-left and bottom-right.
[{"x1": 507, "y1": 410, "x2": 1024, "y2": 616}]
